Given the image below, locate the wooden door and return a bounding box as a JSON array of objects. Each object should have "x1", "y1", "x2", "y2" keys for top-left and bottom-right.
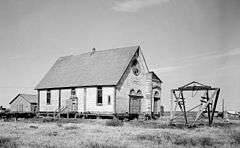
[
  {"x1": 153, "y1": 98, "x2": 159, "y2": 113},
  {"x1": 129, "y1": 97, "x2": 141, "y2": 114}
]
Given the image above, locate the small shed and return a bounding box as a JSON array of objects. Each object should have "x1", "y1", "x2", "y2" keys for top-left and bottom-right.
[{"x1": 9, "y1": 94, "x2": 38, "y2": 112}]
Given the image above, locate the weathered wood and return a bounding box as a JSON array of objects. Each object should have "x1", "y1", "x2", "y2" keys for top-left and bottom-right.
[
  {"x1": 129, "y1": 96, "x2": 142, "y2": 114},
  {"x1": 192, "y1": 89, "x2": 218, "y2": 126},
  {"x1": 170, "y1": 91, "x2": 184, "y2": 121},
  {"x1": 210, "y1": 89, "x2": 220, "y2": 125},
  {"x1": 171, "y1": 104, "x2": 201, "y2": 121},
  {"x1": 58, "y1": 89, "x2": 61, "y2": 110},
  {"x1": 206, "y1": 90, "x2": 211, "y2": 126},
  {"x1": 180, "y1": 91, "x2": 188, "y2": 124},
  {"x1": 171, "y1": 81, "x2": 221, "y2": 127}
]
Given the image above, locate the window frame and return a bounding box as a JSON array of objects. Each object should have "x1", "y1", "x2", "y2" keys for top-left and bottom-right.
[
  {"x1": 107, "y1": 95, "x2": 111, "y2": 105},
  {"x1": 71, "y1": 88, "x2": 76, "y2": 96},
  {"x1": 96, "y1": 86, "x2": 103, "y2": 106},
  {"x1": 46, "y1": 90, "x2": 51, "y2": 105}
]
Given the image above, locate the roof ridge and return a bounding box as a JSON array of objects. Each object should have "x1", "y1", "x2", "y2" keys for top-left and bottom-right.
[
  {"x1": 21, "y1": 93, "x2": 37, "y2": 96},
  {"x1": 94, "y1": 45, "x2": 140, "y2": 53},
  {"x1": 58, "y1": 45, "x2": 140, "y2": 59}
]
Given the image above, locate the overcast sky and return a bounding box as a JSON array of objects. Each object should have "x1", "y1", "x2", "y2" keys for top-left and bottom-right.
[{"x1": 0, "y1": 0, "x2": 239, "y2": 111}]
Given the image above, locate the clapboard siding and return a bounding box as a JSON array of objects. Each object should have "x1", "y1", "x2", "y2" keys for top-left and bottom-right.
[
  {"x1": 39, "y1": 89, "x2": 71, "y2": 112},
  {"x1": 10, "y1": 96, "x2": 30, "y2": 112},
  {"x1": 39, "y1": 90, "x2": 58, "y2": 112},
  {"x1": 85, "y1": 87, "x2": 114, "y2": 113},
  {"x1": 60, "y1": 89, "x2": 71, "y2": 108},
  {"x1": 76, "y1": 88, "x2": 84, "y2": 112},
  {"x1": 39, "y1": 87, "x2": 114, "y2": 113}
]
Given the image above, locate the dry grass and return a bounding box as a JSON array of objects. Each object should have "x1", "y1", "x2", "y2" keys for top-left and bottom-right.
[
  {"x1": 0, "y1": 118, "x2": 240, "y2": 148},
  {"x1": 63, "y1": 124, "x2": 79, "y2": 130},
  {"x1": 0, "y1": 137, "x2": 18, "y2": 148},
  {"x1": 84, "y1": 142, "x2": 126, "y2": 148},
  {"x1": 136, "y1": 132, "x2": 218, "y2": 147},
  {"x1": 105, "y1": 119, "x2": 124, "y2": 127},
  {"x1": 228, "y1": 129, "x2": 240, "y2": 144}
]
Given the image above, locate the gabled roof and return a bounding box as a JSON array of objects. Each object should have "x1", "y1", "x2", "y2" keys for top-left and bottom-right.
[
  {"x1": 9, "y1": 94, "x2": 38, "y2": 104},
  {"x1": 150, "y1": 71, "x2": 163, "y2": 83},
  {"x1": 176, "y1": 81, "x2": 215, "y2": 91},
  {"x1": 35, "y1": 46, "x2": 140, "y2": 90}
]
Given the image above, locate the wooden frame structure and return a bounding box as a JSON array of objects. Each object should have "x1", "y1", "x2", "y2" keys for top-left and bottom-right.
[{"x1": 170, "y1": 81, "x2": 220, "y2": 126}]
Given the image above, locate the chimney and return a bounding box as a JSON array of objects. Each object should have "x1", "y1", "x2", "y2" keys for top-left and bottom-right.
[{"x1": 90, "y1": 48, "x2": 96, "y2": 55}]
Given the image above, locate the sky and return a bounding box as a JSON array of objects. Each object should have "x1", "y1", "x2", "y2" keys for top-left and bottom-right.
[{"x1": 0, "y1": 0, "x2": 239, "y2": 111}]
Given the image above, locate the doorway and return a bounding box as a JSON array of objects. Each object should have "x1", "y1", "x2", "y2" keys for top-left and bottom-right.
[
  {"x1": 129, "y1": 96, "x2": 141, "y2": 114},
  {"x1": 153, "y1": 97, "x2": 160, "y2": 114}
]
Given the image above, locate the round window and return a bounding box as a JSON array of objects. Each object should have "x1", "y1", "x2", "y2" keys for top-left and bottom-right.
[{"x1": 133, "y1": 67, "x2": 140, "y2": 76}]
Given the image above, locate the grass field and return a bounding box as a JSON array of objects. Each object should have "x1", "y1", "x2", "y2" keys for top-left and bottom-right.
[{"x1": 0, "y1": 117, "x2": 240, "y2": 148}]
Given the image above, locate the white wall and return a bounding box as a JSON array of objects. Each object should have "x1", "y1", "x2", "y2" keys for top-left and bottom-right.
[
  {"x1": 76, "y1": 88, "x2": 84, "y2": 112},
  {"x1": 61, "y1": 89, "x2": 71, "y2": 108},
  {"x1": 39, "y1": 87, "x2": 115, "y2": 113},
  {"x1": 86, "y1": 87, "x2": 114, "y2": 113},
  {"x1": 39, "y1": 90, "x2": 58, "y2": 112}
]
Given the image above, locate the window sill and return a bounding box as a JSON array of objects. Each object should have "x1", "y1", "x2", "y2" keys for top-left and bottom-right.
[{"x1": 97, "y1": 103, "x2": 103, "y2": 106}]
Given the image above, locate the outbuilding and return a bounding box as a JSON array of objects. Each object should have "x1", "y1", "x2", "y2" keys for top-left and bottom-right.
[{"x1": 9, "y1": 94, "x2": 38, "y2": 112}]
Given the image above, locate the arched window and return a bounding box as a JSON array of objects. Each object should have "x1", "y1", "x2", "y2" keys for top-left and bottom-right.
[
  {"x1": 137, "y1": 90, "x2": 142, "y2": 96},
  {"x1": 129, "y1": 89, "x2": 135, "y2": 95},
  {"x1": 154, "y1": 91, "x2": 160, "y2": 98}
]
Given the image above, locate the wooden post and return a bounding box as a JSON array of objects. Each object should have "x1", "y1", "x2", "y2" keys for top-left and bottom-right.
[
  {"x1": 193, "y1": 88, "x2": 218, "y2": 126},
  {"x1": 180, "y1": 91, "x2": 188, "y2": 125},
  {"x1": 210, "y1": 89, "x2": 220, "y2": 125},
  {"x1": 59, "y1": 89, "x2": 61, "y2": 111},
  {"x1": 206, "y1": 90, "x2": 211, "y2": 126}
]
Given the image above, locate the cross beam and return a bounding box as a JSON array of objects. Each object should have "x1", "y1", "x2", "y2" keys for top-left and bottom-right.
[{"x1": 170, "y1": 81, "x2": 220, "y2": 126}]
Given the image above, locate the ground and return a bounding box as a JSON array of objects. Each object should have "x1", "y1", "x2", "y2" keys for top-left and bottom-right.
[{"x1": 0, "y1": 117, "x2": 240, "y2": 148}]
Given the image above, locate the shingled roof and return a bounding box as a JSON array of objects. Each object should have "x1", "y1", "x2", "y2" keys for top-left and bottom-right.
[
  {"x1": 35, "y1": 46, "x2": 140, "y2": 90},
  {"x1": 9, "y1": 94, "x2": 38, "y2": 104}
]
